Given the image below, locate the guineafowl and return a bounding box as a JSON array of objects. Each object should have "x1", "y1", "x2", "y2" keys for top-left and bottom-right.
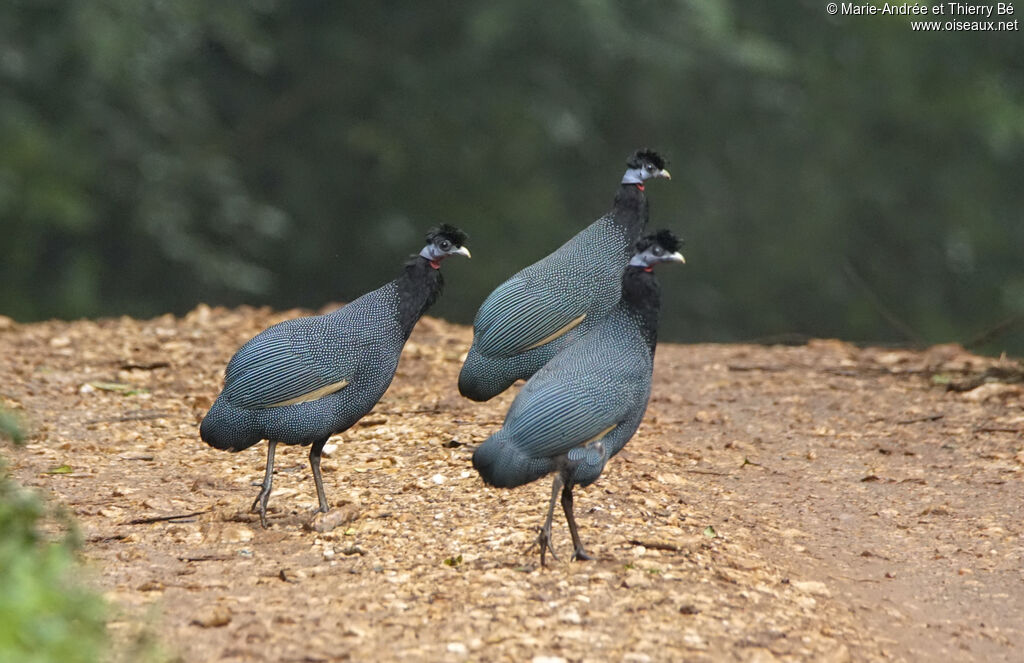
[
  {"x1": 458, "y1": 149, "x2": 670, "y2": 402},
  {"x1": 200, "y1": 225, "x2": 470, "y2": 527},
  {"x1": 472, "y1": 230, "x2": 684, "y2": 564}
]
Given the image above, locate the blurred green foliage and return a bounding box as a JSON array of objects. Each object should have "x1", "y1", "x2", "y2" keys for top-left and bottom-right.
[
  {"x1": 0, "y1": 462, "x2": 107, "y2": 663},
  {"x1": 0, "y1": 0, "x2": 1021, "y2": 354},
  {"x1": 0, "y1": 409, "x2": 24, "y2": 445}
]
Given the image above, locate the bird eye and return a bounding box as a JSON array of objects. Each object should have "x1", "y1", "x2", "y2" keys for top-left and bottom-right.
[
  {"x1": 653, "y1": 246, "x2": 664, "y2": 255},
  {"x1": 439, "y1": 239, "x2": 451, "y2": 250}
]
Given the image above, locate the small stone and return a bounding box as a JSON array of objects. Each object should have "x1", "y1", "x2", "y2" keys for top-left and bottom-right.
[
  {"x1": 431, "y1": 473, "x2": 446, "y2": 485},
  {"x1": 623, "y1": 653, "x2": 653, "y2": 663},
  {"x1": 791, "y1": 580, "x2": 831, "y2": 597},
  {"x1": 682, "y1": 630, "x2": 707, "y2": 649},
  {"x1": 192, "y1": 606, "x2": 232, "y2": 628},
  {"x1": 820, "y1": 643, "x2": 851, "y2": 663},
  {"x1": 531, "y1": 657, "x2": 567, "y2": 663},
  {"x1": 694, "y1": 410, "x2": 724, "y2": 424},
  {"x1": 962, "y1": 382, "x2": 1022, "y2": 402},
  {"x1": 622, "y1": 570, "x2": 650, "y2": 589},
  {"x1": 308, "y1": 505, "x2": 360, "y2": 532},
  {"x1": 221, "y1": 524, "x2": 254, "y2": 544},
  {"x1": 446, "y1": 642, "x2": 468, "y2": 655},
  {"x1": 560, "y1": 609, "x2": 582, "y2": 625},
  {"x1": 795, "y1": 595, "x2": 817, "y2": 609},
  {"x1": 742, "y1": 648, "x2": 778, "y2": 663}
]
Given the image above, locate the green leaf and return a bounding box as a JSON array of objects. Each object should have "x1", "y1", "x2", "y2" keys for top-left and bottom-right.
[
  {"x1": 703, "y1": 525, "x2": 718, "y2": 538},
  {"x1": 443, "y1": 555, "x2": 462, "y2": 567},
  {"x1": 46, "y1": 464, "x2": 73, "y2": 475}
]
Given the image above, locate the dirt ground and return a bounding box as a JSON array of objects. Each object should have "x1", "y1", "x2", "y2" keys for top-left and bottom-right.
[{"x1": 1, "y1": 305, "x2": 1022, "y2": 662}]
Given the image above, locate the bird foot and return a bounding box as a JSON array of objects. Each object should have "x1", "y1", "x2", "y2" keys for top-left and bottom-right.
[
  {"x1": 250, "y1": 492, "x2": 270, "y2": 529},
  {"x1": 571, "y1": 546, "x2": 593, "y2": 562},
  {"x1": 536, "y1": 527, "x2": 559, "y2": 566}
]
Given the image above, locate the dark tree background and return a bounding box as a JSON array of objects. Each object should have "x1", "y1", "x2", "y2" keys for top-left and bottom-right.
[{"x1": 2, "y1": 0, "x2": 1021, "y2": 355}]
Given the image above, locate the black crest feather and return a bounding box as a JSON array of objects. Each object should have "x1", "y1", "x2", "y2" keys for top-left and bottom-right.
[
  {"x1": 636, "y1": 229, "x2": 683, "y2": 254},
  {"x1": 426, "y1": 223, "x2": 469, "y2": 247},
  {"x1": 626, "y1": 148, "x2": 667, "y2": 170}
]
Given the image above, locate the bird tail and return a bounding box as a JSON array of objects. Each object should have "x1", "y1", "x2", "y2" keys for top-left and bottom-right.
[
  {"x1": 199, "y1": 398, "x2": 262, "y2": 452},
  {"x1": 458, "y1": 347, "x2": 518, "y2": 402},
  {"x1": 472, "y1": 428, "x2": 552, "y2": 488}
]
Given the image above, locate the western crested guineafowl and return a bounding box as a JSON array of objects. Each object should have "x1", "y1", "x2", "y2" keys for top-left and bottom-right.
[
  {"x1": 458, "y1": 149, "x2": 670, "y2": 402},
  {"x1": 472, "y1": 230, "x2": 684, "y2": 564},
  {"x1": 200, "y1": 225, "x2": 470, "y2": 527}
]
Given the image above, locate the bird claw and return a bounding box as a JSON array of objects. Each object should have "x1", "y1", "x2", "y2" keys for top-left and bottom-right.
[
  {"x1": 250, "y1": 493, "x2": 270, "y2": 529},
  {"x1": 536, "y1": 527, "x2": 559, "y2": 566},
  {"x1": 571, "y1": 546, "x2": 593, "y2": 562}
]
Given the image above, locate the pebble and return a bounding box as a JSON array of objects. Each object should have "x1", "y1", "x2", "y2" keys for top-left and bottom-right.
[
  {"x1": 623, "y1": 653, "x2": 652, "y2": 663},
  {"x1": 791, "y1": 580, "x2": 831, "y2": 597},
  {"x1": 560, "y1": 609, "x2": 582, "y2": 625},
  {"x1": 446, "y1": 642, "x2": 468, "y2": 655},
  {"x1": 682, "y1": 630, "x2": 708, "y2": 649},
  {"x1": 743, "y1": 649, "x2": 778, "y2": 663},
  {"x1": 192, "y1": 606, "x2": 232, "y2": 628},
  {"x1": 221, "y1": 524, "x2": 254, "y2": 544}
]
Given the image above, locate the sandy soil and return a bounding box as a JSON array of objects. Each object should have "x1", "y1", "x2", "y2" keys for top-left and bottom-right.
[{"x1": 1, "y1": 306, "x2": 1021, "y2": 662}]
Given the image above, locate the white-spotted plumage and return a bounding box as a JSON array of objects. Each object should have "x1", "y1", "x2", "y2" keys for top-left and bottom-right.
[
  {"x1": 200, "y1": 225, "x2": 470, "y2": 527},
  {"x1": 472, "y1": 229, "x2": 683, "y2": 565},
  {"x1": 459, "y1": 149, "x2": 669, "y2": 402}
]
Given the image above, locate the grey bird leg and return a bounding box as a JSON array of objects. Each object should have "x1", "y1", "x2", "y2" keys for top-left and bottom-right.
[
  {"x1": 561, "y1": 481, "x2": 593, "y2": 561},
  {"x1": 251, "y1": 441, "x2": 277, "y2": 528},
  {"x1": 309, "y1": 439, "x2": 329, "y2": 514},
  {"x1": 537, "y1": 474, "x2": 563, "y2": 566}
]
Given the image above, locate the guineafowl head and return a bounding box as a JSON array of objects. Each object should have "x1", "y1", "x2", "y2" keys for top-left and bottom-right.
[
  {"x1": 628, "y1": 229, "x2": 685, "y2": 271},
  {"x1": 622, "y1": 149, "x2": 671, "y2": 184},
  {"x1": 420, "y1": 224, "x2": 471, "y2": 267}
]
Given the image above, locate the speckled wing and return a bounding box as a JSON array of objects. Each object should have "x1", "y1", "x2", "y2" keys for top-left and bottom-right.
[
  {"x1": 502, "y1": 331, "x2": 649, "y2": 458},
  {"x1": 503, "y1": 375, "x2": 632, "y2": 459},
  {"x1": 221, "y1": 311, "x2": 364, "y2": 410},
  {"x1": 472, "y1": 270, "x2": 588, "y2": 358}
]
